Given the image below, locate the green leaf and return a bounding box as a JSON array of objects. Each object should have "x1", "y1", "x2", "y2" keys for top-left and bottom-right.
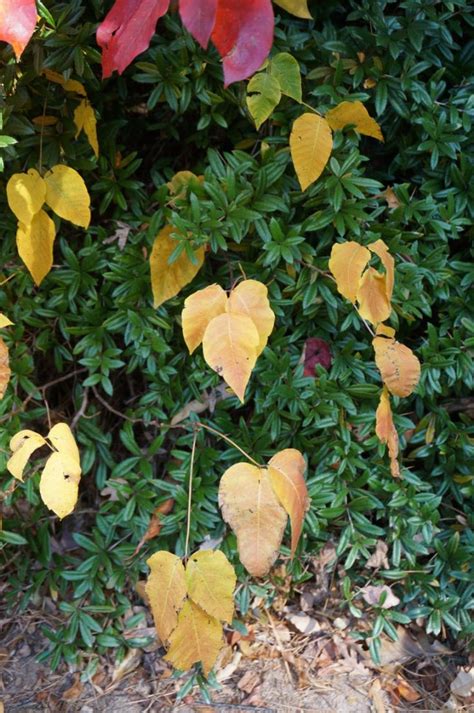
[
  {"x1": 246, "y1": 73, "x2": 281, "y2": 130},
  {"x1": 270, "y1": 53, "x2": 302, "y2": 103}
]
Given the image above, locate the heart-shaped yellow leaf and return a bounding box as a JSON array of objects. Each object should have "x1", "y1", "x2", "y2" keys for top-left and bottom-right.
[
  {"x1": 202, "y1": 312, "x2": 259, "y2": 402},
  {"x1": 326, "y1": 100, "x2": 384, "y2": 141},
  {"x1": 182, "y1": 284, "x2": 228, "y2": 354},
  {"x1": 373, "y1": 336, "x2": 421, "y2": 397},
  {"x1": 16, "y1": 209, "x2": 56, "y2": 286},
  {"x1": 164, "y1": 599, "x2": 222, "y2": 676},
  {"x1": 146, "y1": 551, "x2": 187, "y2": 644},
  {"x1": 268, "y1": 449, "x2": 308, "y2": 555},
  {"x1": 150, "y1": 226, "x2": 205, "y2": 308},
  {"x1": 290, "y1": 113, "x2": 333, "y2": 191},
  {"x1": 329, "y1": 241, "x2": 371, "y2": 304},
  {"x1": 375, "y1": 387, "x2": 400, "y2": 477},
  {"x1": 185, "y1": 550, "x2": 236, "y2": 623},
  {"x1": 219, "y1": 463, "x2": 287, "y2": 577},
  {"x1": 44, "y1": 165, "x2": 91, "y2": 228},
  {"x1": 7, "y1": 169, "x2": 46, "y2": 224},
  {"x1": 227, "y1": 279, "x2": 275, "y2": 355}
]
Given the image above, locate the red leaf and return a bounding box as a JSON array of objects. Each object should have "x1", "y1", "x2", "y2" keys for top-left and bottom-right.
[
  {"x1": 0, "y1": 0, "x2": 37, "y2": 59},
  {"x1": 97, "y1": 0, "x2": 170, "y2": 78},
  {"x1": 303, "y1": 338, "x2": 332, "y2": 376},
  {"x1": 179, "y1": 0, "x2": 217, "y2": 48},
  {"x1": 211, "y1": 0, "x2": 274, "y2": 86}
]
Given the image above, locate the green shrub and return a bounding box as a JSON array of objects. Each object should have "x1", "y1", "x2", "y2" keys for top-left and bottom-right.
[{"x1": 1, "y1": 0, "x2": 473, "y2": 675}]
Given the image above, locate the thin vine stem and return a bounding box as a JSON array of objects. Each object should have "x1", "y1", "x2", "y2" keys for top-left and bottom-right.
[
  {"x1": 195, "y1": 421, "x2": 262, "y2": 467},
  {"x1": 184, "y1": 426, "x2": 198, "y2": 561}
]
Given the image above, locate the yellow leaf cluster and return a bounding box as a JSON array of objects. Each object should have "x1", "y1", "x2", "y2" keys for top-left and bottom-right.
[
  {"x1": 6, "y1": 166, "x2": 91, "y2": 285},
  {"x1": 329, "y1": 240, "x2": 421, "y2": 476},
  {"x1": 218, "y1": 448, "x2": 308, "y2": 576},
  {"x1": 182, "y1": 280, "x2": 275, "y2": 402},
  {"x1": 146, "y1": 549, "x2": 236, "y2": 676},
  {"x1": 290, "y1": 101, "x2": 383, "y2": 191},
  {"x1": 0, "y1": 314, "x2": 13, "y2": 400},
  {"x1": 7, "y1": 423, "x2": 81, "y2": 519}
]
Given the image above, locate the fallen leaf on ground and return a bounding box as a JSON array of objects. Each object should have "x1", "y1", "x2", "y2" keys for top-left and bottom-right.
[
  {"x1": 362, "y1": 585, "x2": 400, "y2": 609},
  {"x1": 62, "y1": 674, "x2": 83, "y2": 701},
  {"x1": 111, "y1": 648, "x2": 142, "y2": 683},
  {"x1": 451, "y1": 668, "x2": 474, "y2": 698},
  {"x1": 366, "y1": 540, "x2": 389, "y2": 569},
  {"x1": 287, "y1": 612, "x2": 320, "y2": 634}
]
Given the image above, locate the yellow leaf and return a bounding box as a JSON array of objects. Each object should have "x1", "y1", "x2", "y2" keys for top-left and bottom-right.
[
  {"x1": 268, "y1": 449, "x2": 308, "y2": 556},
  {"x1": 218, "y1": 463, "x2": 287, "y2": 577},
  {"x1": 357, "y1": 267, "x2": 391, "y2": 325},
  {"x1": 6, "y1": 169, "x2": 46, "y2": 224},
  {"x1": 7, "y1": 430, "x2": 47, "y2": 482},
  {"x1": 167, "y1": 171, "x2": 203, "y2": 200},
  {"x1": 376, "y1": 323, "x2": 396, "y2": 338},
  {"x1": 182, "y1": 284, "x2": 228, "y2": 354},
  {"x1": 73, "y1": 100, "x2": 99, "y2": 158},
  {"x1": 165, "y1": 599, "x2": 222, "y2": 677},
  {"x1": 369, "y1": 239, "x2": 394, "y2": 302},
  {"x1": 47, "y1": 423, "x2": 80, "y2": 464},
  {"x1": 273, "y1": 0, "x2": 312, "y2": 19},
  {"x1": 0, "y1": 314, "x2": 13, "y2": 328},
  {"x1": 270, "y1": 52, "x2": 302, "y2": 103},
  {"x1": 185, "y1": 550, "x2": 236, "y2": 623},
  {"x1": 246, "y1": 72, "x2": 281, "y2": 129},
  {"x1": 329, "y1": 241, "x2": 371, "y2": 304},
  {"x1": 39, "y1": 451, "x2": 81, "y2": 519},
  {"x1": 326, "y1": 100, "x2": 384, "y2": 141},
  {"x1": 290, "y1": 113, "x2": 333, "y2": 191},
  {"x1": 227, "y1": 279, "x2": 275, "y2": 355},
  {"x1": 202, "y1": 313, "x2": 259, "y2": 402},
  {"x1": 43, "y1": 69, "x2": 87, "y2": 96},
  {"x1": 375, "y1": 387, "x2": 400, "y2": 477},
  {"x1": 373, "y1": 336, "x2": 421, "y2": 398},
  {"x1": 44, "y1": 165, "x2": 91, "y2": 228},
  {"x1": 0, "y1": 338, "x2": 11, "y2": 401},
  {"x1": 150, "y1": 226, "x2": 205, "y2": 309},
  {"x1": 145, "y1": 551, "x2": 187, "y2": 643},
  {"x1": 16, "y1": 210, "x2": 56, "y2": 286},
  {"x1": 32, "y1": 115, "x2": 58, "y2": 127}
]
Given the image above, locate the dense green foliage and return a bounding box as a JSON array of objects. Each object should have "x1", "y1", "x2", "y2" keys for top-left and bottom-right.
[{"x1": 1, "y1": 0, "x2": 473, "y2": 677}]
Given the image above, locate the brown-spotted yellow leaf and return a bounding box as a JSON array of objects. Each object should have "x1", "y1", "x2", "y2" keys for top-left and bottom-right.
[
  {"x1": 357, "y1": 267, "x2": 391, "y2": 324},
  {"x1": 375, "y1": 387, "x2": 400, "y2": 477},
  {"x1": 47, "y1": 423, "x2": 80, "y2": 464},
  {"x1": 326, "y1": 100, "x2": 384, "y2": 141},
  {"x1": 73, "y1": 100, "x2": 99, "y2": 158},
  {"x1": 0, "y1": 314, "x2": 13, "y2": 328},
  {"x1": 164, "y1": 599, "x2": 222, "y2": 677},
  {"x1": 202, "y1": 313, "x2": 259, "y2": 402},
  {"x1": 16, "y1": 209, "x2": 56, "y2": 286},
  {"x1": 290, "y1": 113, "x2": 333, "y2": 191},
  {"x1": 145, "y1": 551, "x2": 187, "y2": 644},
  {"x1": 329, "y1": 241, "x2": 371, "y2": 304},
  {"x1": 218, "y1": 463, "x2": 287, "y2": 577},
  {"x1": 0, "y1": 337, "x2": 11, "y2": 400},
  {"x1": 185, "y1": 550, "x2": 235, "y2": 623},
  {"x1": 182, "y1": 284, "x2": 228, "y2": 354},
  {"x1": 150, "y1": 226, "x2": 205, "y2": 309},
  {"x1": 7, "y1": 169, "x2": 46, "y2": 224},
  {"x1": 44, "y1": 165, "x2": 91, "y2": 228},
  {"x1": 369, "y1": 239, "x2": 394, "y2": 302},
  {"x1": 373, "y1": 336, "x2": 421, "y2": 398},
  {"x1": 273, "y1": 0, "x2": 312, "y2": 19},
  {"x1": 227, "y1": 279, "x2": 275, "y2": 355},
  {"x1": 39, "y1": 451, "x2": 81, "y2": 519},
  {"x1": 267, "y1": 449, "x2": 308, "y2": 555},
  {"x1": 7, "y1": 430, "x2": 47, "y2": 481}
]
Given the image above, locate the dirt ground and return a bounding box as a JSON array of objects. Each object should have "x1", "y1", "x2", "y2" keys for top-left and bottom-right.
[{"x1": 1, "y1": 609, "x2": 471, "y2": 713}]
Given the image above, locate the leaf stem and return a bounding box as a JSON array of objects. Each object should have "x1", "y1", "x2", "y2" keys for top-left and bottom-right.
[
  {"x1": 195, "y1": 421, "x2": 262, "y2": 467},
  {"x1": 184, "y1": 425, "x2": 198, "y2": 561}
]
